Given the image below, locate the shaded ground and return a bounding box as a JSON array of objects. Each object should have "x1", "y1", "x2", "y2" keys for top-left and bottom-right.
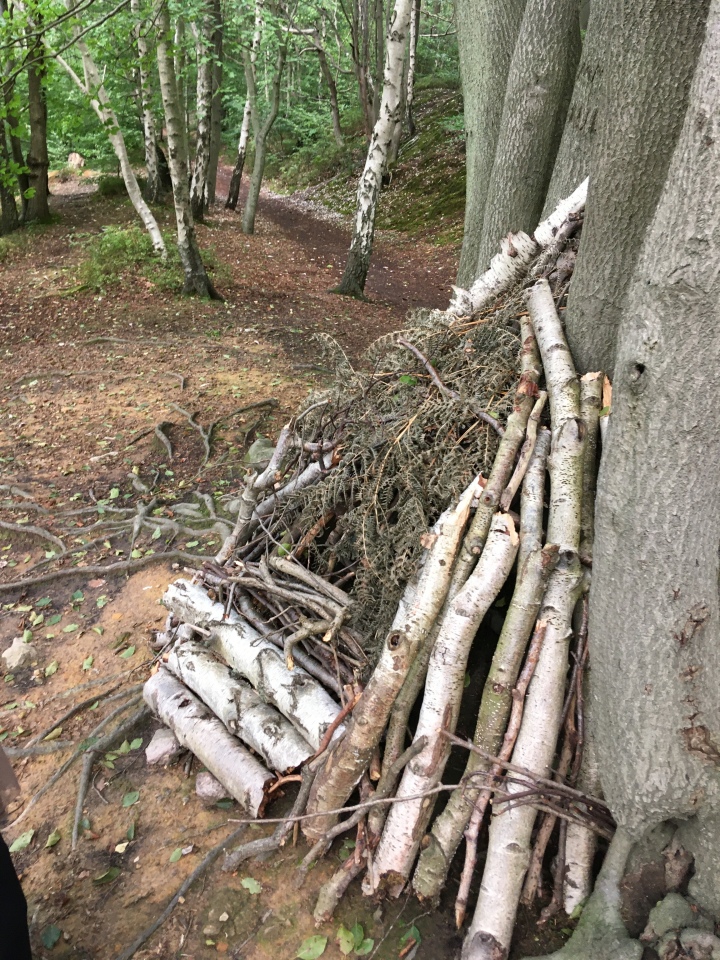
[{"x1": 0, "y1": 174, "x2": 568, "y2": 960}]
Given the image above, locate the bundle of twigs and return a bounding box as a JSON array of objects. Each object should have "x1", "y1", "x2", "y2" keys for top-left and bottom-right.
[{"x1": 140, "y1": 181, "x2": 611, "y2": 960}]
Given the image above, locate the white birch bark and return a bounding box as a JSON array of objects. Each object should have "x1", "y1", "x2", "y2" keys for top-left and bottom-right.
[
  {"x1": 405, "y1": 0, "x2": 418, "y2": 136},
  {"x1": 144, "y1": 667, "x2": 272, "y2": 817},
  {"x1": 302, "y1": 477, "x2": 481, "y2": 841},
  {"x1": 166, "y1": 637, "x2": 314, "y2": 771},
  {"x1": 190, "y1": 4, "x2": 214, "y2": 222},
  {"x1": 225, "y1": 99, "x2": 252, "y2": 209},
  {"x1": 155, "y1": 0, "x2": 219, "y2": 298},
  {"x1": 55, "y1": 25, "x2": 166, "y2": 256},
  {"x1": 162, "y1": 580, "x2": 343, "y2": 750},
  {"x1": 131, "y1": 0, "x2": 161, "y2": 204},
  {"x1": 462, "y1": 279, "x2": 584, "y2": 960},
  {"x1": 335, "y1": 0, "x2": 414, "y2": 296},
  {"x1": 367, "y1": 513, "x2": 519, "y2": 896},
  {"x1": 449, "y1": 179, "x2": 587, "y2": 319}
]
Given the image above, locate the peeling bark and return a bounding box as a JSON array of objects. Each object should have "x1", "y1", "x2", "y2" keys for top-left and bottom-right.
[{"x1": 144, "y1": 667, "x2": 272, "y2": 817}]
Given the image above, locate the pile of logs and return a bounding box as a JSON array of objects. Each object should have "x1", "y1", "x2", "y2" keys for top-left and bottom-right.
[{"x1": 143, "y1": 181, "x2": 616, "y2": 959}]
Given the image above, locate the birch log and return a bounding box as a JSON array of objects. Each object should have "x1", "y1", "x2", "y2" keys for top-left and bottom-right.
[
  {"x1": 163, "y1": 580, "x2": 342, "y2": 750},
  {"x1": 166, "y1": 638, "x2": 313, "y2": 771},
  {"x1": 144, "y1": 668, "x2": 272, "y2": 817},
  {"x1": 449, "y1": 179, "x2": 587, "y2": 319},
  {"x1": 302, "y1": 477, "x2": 481, "y2": 842},
  {"x1": 462, "y1": 278, "x2": 584, "y2": 960},
  {"x1": 413, "y1": 431, "x2": 555, "y2": 901},
  {"x1": 367, "y1": 513, "x2": 519, "y2": 896}
]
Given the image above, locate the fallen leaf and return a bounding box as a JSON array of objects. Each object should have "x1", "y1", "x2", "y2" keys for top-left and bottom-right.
[
  {"x1": 119, "y1": 646, "x2": 136, "y2": 659},
  {"x1": 241, "y1": 876, "x2": 262, "y2": 895},
  {"x1": 93, "y1": 866, "x2": 121, "y2": 885},
  {"x1": 121, "y1": 790, "x2": 140, "y2": 807},
  {"x1": 88, "y1": 579, "x2": 106, "y2": 588},
  {"x1": 45, "y1": 829, "x2": 61, "y2": 848},
  {"x1": 169, "y1": 847, "x2": 182, "y2": 863},
  {"x1": 44, "y1": 727, "x2": 63, "y2": 741},
  {"x1": 41, "y1": 924, "x2": 62, "y2": 949},
  {"x1": 44, "y1": 661, "x2": 58, "y2": 677},
  {"x1": 115, "y1": 842, "x2": 129, "y2": 854},
  {"x1": 10, "y1": 829, "x2": 34, "y2": 852},
  {"x1": 296, "y1": 936, "x2": 327, "y2": 959}
]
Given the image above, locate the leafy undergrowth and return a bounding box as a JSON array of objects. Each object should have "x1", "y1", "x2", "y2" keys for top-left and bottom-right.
[{"x1": 271, "y1": 87, "x2": 466, "y2": 244}]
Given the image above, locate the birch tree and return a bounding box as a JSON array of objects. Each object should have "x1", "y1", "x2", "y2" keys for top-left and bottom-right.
[
  {"x1": 190, "y1": 0, "x2": 214, "y2": 222},
  {"x1": 155, "y1": 0, "x2": 221, "y2": 297},
  {"x1": 226, "y1": 0, "x2": 263, "y2": 211},
  {"x1": 131, "y1": 0, "x2": 162, "y2": 204},
  {"x1": 334, "y1": 0, "x2": 413, "y2": 297}
]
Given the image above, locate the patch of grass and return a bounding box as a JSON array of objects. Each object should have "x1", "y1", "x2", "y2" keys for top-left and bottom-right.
[{"x1": 76, "y1": 224, "x2": 226, "y2": 293}]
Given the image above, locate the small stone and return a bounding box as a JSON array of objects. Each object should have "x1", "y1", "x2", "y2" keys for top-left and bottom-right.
[
  {"x1": 2, "y1": 637, "x2": 36, "y2": 671},
  {"x1": 203, "y1": 924, "x2": 220, "y2": 937},
  {"x1": 196, "y1": 772, "x2": 228, "y2": 803},
  {"x1": 145, "y1": 727, "x2": 182, "y2": 766},
  {"x1": 218, "y1": 912, "x2": 229, "y2": 923},
  {"x1": 643, "y1": 893, "x2": 696, "y2": 941},
  {"x1": 244, "y1": 437, "x2": 275, "y2": 468}
]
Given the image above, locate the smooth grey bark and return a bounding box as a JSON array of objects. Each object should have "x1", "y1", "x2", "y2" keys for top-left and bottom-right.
[
  {"x1": 25, "y1": 38, "x2": 50, "y2": 222},
  {"x1": 455, "y1": 0, "x2": 527, "y2": 287},
  {"x1": 206, "y1": 0, "x2": 223, "y2": 205},
  {"x1": 241, "y1": 42, "x2": 287, "y2": 236},
  {"x1": 405, "y1": 0, "x2": 419, "y2": 136},
  {"x1": 589, "y1": 0, "x2": 720, "y2": 917},
  {"x1": 155, "y1": 0, "x2": 220, "y2": 298},
  {"x1": 131, "y1": 0, "x2": 162, "y2": 204},
  {"x1": 564, "y1": 0, "x2": 711, "y2": 376},
  {"x1": 475, "y1": 0, "x2": 581, "y2": 274},
  {"x1": 190, "y1": 3, "x2": 213, "y2": 222},
  {"x1": 541, "y1": 0, "x2": 609, "y2": 216}
]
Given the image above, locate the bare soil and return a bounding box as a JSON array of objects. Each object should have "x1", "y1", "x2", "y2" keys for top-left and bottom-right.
[{"x1": 0, "y1": 173, "x2": 568, "y2": 960}]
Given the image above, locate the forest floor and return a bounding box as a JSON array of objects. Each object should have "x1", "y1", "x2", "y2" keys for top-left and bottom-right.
[{"x1": 0, "y1": 170, "x2": 567, "y2": 960}]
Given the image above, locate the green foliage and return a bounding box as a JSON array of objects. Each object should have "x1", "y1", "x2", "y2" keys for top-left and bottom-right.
[{"x1": 76, "y1": 224, "x2": 225, "y2": 293}]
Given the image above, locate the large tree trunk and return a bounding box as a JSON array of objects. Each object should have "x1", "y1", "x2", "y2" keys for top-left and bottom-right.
[
  {"x1": 587, "y1": 0, "x2": 720, "y2": 917},
  {"x1": 454, "y1": 0, "x2": 527, "y2": 288},
  {"x1": 25, "y1": 36, "x2": 50, "y2": 223},
  {"x1": 155, "y1": 0, "x2": 221, "y2": 298},
  {"x1": 205, "y1": 0, "x2": 223, "y2": 206},
  {"x1": 131, "y1": 0, "x2": 162, "y2": 204},
  {"x1": 334, "y1": 0, "x2": 414, "y2": 297},
  {"x1": 241, "y1": 44, "x2": 287, "y2": 236},
  {"x1": 563, "y1": 0, "x2": 711, "y2": 377},
  {"x1": 541, "y1": 0, "x2": 608, "y2": 216},
  {"x1": 474, "y1": 0, "x2": 581, "y2": 274}
]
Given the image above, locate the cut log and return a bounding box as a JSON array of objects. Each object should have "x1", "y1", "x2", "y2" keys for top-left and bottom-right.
[
  {"x1": 163, "y1": 580, "x2": 343, "y2": 750},
  {"x1": 367, "y1": 512, "x2": 519, "y2": 896},
  {"x1": 143, "y1": 668, "x2": 272, "y2": 817},
  {"x1": 301, "y1": 477, "x2": 481, "y2": 842},
  {"x1": 166, "y1": 638, "x2": 313, "y2": 771}
]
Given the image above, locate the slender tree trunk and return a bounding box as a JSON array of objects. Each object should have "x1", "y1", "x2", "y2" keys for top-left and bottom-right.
[
  {"x1": 353, "y1": 0, "x2": 374, "y2": 136},
  {"x1": 541, "y1": 0, "x2": 608, "y2": 217},
  {"x1": 131, "y1": 0, "x2": 162, "y2": 204},
  {"x1": 317, "y1": 44, "x2": 344, "y2": 145},
  {"x1": 372, "y1": 0, "x2": 385, "y2": 123},
  {"x1": 588, "y1": 0, "x2": 720, "y2": 916},
  {"x1": 241, "y1": 43, "x2": 287, "y2": 236},
  {"x1": 334, "y1": 0, "x2": 413, "y2": 297},
  {"x1": 56, "y1": 22, "x2": 166, "y2": 256},
  {"x1": 206, "y1": 0, "x2": 223, "y2": 205},
  {"x1": 25, "y1": 36, "x2": 50, "y2": 222},
  {"x1": 0, "y1": 0, "x2": 28, "y2": 220},
  {"x1": 475, "y1": 0, "x2": 581, "y2": 274},
  {"x1": 190, "y1": 2, "x2": 214, "y2": 222},
  {"x1": 0, "y1": 121, "x2": 19, "y2": 234},
  {"x1": 405, "y1": 0, "x2": 419, "y2": 136},
  {"x1": 226, "y1": 100, "x2": 251, "y2": 209},
  {"x1": 155, "y1": 0, "x2": 221, "y2": 298},
  {"x1": 563, "y1": 0, "x2": 711, "y2": 377}
]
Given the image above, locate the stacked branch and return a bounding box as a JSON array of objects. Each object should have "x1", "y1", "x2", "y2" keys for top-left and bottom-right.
[{"x1": 136, "y1": 184, "x2": 608, "y2": 957}]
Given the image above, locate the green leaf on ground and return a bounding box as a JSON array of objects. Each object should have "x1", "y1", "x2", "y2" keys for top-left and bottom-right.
[
  {"x1": 93, "y1": 866, "x2": 120, "y2": 885},
  {"x1": 350, "y1": 924, "x2": 364, "y2": 950},
  {"x1": 10, "y1": 829, "x2": 34, "y2": 852},
  {"x1": 44, "y1": 727, "x2": 63, "y2": 741},
  {"x1": 41, "y1": 924, "x2": 62, "y2": 949},
  {"x1": 169, "y1": 847, "x2": 182, "y2": 863},
  {"x1": 47, "y1": 614, "x2": 62, "y2": 626},
  {"x1": 45, "y1": 660, "x2": 59, "y2": 676},
  {"x1": 45, "y1": 829, "x2": 61, "y2": 848},
  {"x1": 83, "y1": 655, "x2": 94, "y2": 671},
  {"x1": 296, "y1": 936, "x2": 327, "y2": 959},
  {"x1": 119, "y1": 645, "x2": 135, "y2": 659},
  {"x1": 121, "y1": 790, "x2": 139, "y2": 807},
  {"x1": 336, "y1": 926, "x2": 354, "y2": 956},
  {"x1": 354, "y1": 940, "x2": 374, "y2": 956},
  {"x1": 35, "y1": 597, "x2": 52, "y2": 607},
  {"x1": 241, "y1": 877, "x2": 262, "y2": 894},
  {"x1": 63, "y1": 624, "x2": 79, "y2": 633},
  {"x1": 130, "y1": 737, "x2": 142, "y2": 750},
  {"x1": 96, "y1": 595, "x2": 109, "y2": 608}
]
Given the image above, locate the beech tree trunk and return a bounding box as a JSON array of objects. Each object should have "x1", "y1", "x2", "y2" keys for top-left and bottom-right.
[
  {"x1": 155, "y1": 0, "x2": 221, "y2": 298},
  {"x1": 25, "y1": 36, "x2": 50, "y2": 223},
  {"x1": 131, "y1": 0, "x2": 162, "y2": 204},
  {"x1": 454, "y1": 0, "x2": 527, "y2": 288},
  {"x1": 541, "y1": 0, "x2": 608, "y2": 216},
  {"x1": 242, "y1": 43, "x2": 287, "y2": 235},
  {"x1": 190, "y1": 2, "x2": 214, "y2": 222},
  {"x1": 587, "y1": 0, "x2": 720, "y2": 918},
  {"x1": 334, "y1": 0, "x2": 414, "y2": 297},
  {"x1": 563, "y1": 0, "x2": 711, "y2": 376},
  {"x1": 474, "y1": 0, "x2": 581, "y2": 274}
]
